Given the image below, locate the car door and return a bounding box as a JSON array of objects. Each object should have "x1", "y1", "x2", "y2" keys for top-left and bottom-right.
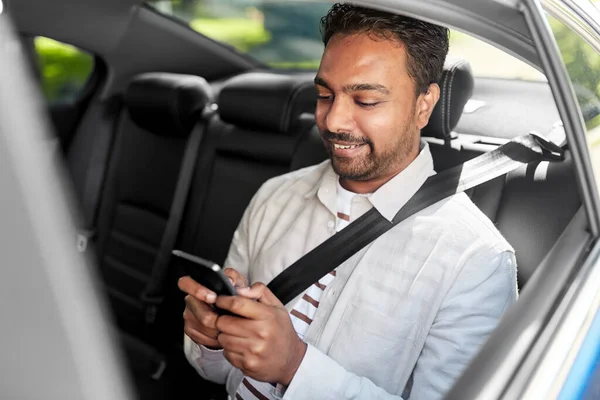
[{"x1": 0, "y1": 13, "x2": 133, "y2": 400}]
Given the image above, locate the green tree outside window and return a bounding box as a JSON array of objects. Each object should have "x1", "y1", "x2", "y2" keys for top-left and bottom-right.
[{"x1": 34, "y1": 37, "x2": 94, "y2": 103}]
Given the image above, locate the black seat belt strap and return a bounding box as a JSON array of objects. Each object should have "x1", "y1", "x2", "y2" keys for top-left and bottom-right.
[
  {"x1": 268, "y1": 133, "x2": 565, "y2": 305},
  {"x1": 141, "y1": 111, "x2": 211, "y2": 323}
]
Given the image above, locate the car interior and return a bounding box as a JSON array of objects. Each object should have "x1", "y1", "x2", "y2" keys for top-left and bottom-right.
[{"x1": 4, "y1": 0, "x2": 589, "y2": 398}]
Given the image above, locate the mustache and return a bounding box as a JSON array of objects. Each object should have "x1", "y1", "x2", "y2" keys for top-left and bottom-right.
[{"x1": 321, "y1": 130, "x2": 371, "y2": 145}]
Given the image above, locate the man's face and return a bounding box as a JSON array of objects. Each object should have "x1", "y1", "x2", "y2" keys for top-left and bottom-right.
[{"x1": 315, "y1": 33, "x2": 437, "y2": 187}]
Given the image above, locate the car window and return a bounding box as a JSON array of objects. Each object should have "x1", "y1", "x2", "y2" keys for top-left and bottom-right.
[
  {"x1": 547, "y1": 13, "x2": 600, "y2": 186},
  {"x1": 547, "y1": 16, "x2": 600, "y2": 131},
  {"x1": 33, "y1": 37, "x2": 95, "y2": 104},
  {"x1": 146, "y1": 0, "x2": 544, "y2": 80}
]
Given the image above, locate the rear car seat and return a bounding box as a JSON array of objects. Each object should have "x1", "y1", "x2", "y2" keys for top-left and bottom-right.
[
  {"x1": 93, "y1": 72, "x2": 213, "y2": 340},
  {"x1": 420, "y1": 60, "x2": 582, "y2": 287},
  {"x1": 65, "y1": 93, "x2": 123, "y2": 232},
  {"x1": 155, "y1": 73, "x2": 320, "y2": 351},
  {"x1": 175, "y1": 72, "x2": 318, "y2": 266}
]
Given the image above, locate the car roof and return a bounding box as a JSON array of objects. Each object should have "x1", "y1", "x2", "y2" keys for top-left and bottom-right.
[{"x1": 10, "y1": 0, "x2": 537, "y2": 69}]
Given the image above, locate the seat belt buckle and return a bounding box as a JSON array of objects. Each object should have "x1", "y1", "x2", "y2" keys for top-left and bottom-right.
[
  {"x1": 140, "y1": 293, "x2": 164, "y2": 325},
  {"x1": 530, "y1": 132, "x2": 565, "y2": 161},
  {"x1": 76, "y1": 229, "x2": 96, "y2": 253}
]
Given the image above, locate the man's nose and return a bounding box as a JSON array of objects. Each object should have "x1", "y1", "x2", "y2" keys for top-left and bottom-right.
[{"x1": 324, "y1": 97, "x2": 354, "y2": 133}]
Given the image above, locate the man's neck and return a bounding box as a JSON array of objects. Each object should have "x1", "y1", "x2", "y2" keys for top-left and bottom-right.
[
  {"x1": 338, "y1": 149, "x2": 420, "y2": 194},
  {"x1": 339, "y1": 174, "x2": 395, "y2": 194}
]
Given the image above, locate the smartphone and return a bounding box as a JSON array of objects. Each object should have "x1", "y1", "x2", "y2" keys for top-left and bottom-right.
[{"x1": 172, "y1": 249, "x2": 238, "y2": 297}]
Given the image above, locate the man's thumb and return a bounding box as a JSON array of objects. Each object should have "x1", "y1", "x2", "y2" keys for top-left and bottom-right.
[
  {"x1": 238, "y1": 283, "x2": 283, "y2": 307},
  {"x1": 223, "y1": 268, "x2": 248, "y2": 288}
]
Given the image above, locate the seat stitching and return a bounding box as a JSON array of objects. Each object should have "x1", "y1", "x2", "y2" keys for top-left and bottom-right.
[
  {"x1": 445, "y1": 61, "x2": 462, "y2": 140},
  {"x1": 441, "y1": 70, "x2": 449, "y2": 139},
  {"x1": 446, "y1": 66, "x2": 455, "y2": 137}
]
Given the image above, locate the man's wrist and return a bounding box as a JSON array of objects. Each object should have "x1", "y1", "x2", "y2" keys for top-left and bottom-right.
[{"x1": 280, "y1": 339, "x2": 308, "y2": 386}]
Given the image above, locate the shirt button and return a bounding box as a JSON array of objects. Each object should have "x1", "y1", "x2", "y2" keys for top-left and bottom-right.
[{"x1": 327, "y1": 220, "x2": 335, "y2": 229}]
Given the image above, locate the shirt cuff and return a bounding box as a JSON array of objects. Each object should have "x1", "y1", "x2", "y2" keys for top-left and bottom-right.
[
  {"x1": 184, "y1": 334, "x2": 232, "y2": 385},
  {"x1": 184, "y1": 334, "x2": 225, "y2": 361},
  {"x1": 283, "y1": 343, "x2": 344, "y2": 400},
  {"x1": 198, "y1": 344, "x2": 226, "y2": 359}
]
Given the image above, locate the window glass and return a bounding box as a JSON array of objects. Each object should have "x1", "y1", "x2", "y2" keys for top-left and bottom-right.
[
  {"x1": 147, "y1": 0, "x2": 544, "y2": 80},
  {"x1": 547, "y1": 16, "x2": 600, "y2": 129},
  {"x1": 33, "y1": 37, "x2": 95, "y2": 103},
  {"x1": 547, "y1": 14, "x2": 600, "y2": 187}
]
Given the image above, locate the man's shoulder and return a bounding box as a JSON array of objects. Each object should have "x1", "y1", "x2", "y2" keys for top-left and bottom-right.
[
  {"x1": 255, "y1": 160, "x2": 331, "y2": 200},
  {"x1": 419, "y1": 192, "x2": 513, "y2": 253}
]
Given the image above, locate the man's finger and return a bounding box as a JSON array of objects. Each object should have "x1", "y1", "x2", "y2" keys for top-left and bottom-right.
[
  {"x1": 217, "y1": 332, "x2": 257, "y2": 354},
  {"x1": 178, "y1": 276, "x2": 217, "y2": 303},
  {"x1": 184, "y1": 327, "x2": 220, "y2": 348},
  {"x1": 215, "y1": 295, "x2": 269, "y2": 320},
  {"x1": 184, "y1": 297, "x2": 219, "y2": 330},
  {"x1": 237, "y1": 282, "x2": 284, "y2": 307},
  {"x1": 223, "y1": 268, "x2": 248, "y2": 288},
  {"x1": 214, "y1": 314, "x2": 258, "y2": 338}
]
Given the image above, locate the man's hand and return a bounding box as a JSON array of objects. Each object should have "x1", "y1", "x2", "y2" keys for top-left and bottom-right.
[
  {"x1": 215, "y1": 283, "x2": 307, "y2": 386},
  {"x1": 178, "y1": 268, "x2": 248, "y2": 348}
]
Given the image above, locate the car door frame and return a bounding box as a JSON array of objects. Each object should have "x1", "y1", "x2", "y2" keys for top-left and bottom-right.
[{"x1": 0, "y1": 15, "x2": 134, "y2": 400}]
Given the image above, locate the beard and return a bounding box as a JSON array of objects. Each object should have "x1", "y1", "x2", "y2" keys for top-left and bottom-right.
[{"x1": 321, "y1": 123, "x2": 416, "y2": 181}]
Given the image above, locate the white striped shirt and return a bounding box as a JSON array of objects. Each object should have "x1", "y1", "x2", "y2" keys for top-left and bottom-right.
[
  {"x1": 235, "y1": 180, "x2": 365, "y2": 400},
  {"x1": 185, "y1": 143, "x2": 517, "y2": 400}
]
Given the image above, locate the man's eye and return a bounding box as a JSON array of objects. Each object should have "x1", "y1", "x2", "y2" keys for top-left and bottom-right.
[
  {"x1": 356, "y1": 100, "x2": 380, "y2": 108},
  {"x1": 317, "y1": 95, "x2": 333, "y2": 101}
]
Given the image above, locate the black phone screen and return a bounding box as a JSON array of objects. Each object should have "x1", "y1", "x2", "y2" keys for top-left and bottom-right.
[{"x1": 172, "y1": 250, "x2": 237, "y2": 297}]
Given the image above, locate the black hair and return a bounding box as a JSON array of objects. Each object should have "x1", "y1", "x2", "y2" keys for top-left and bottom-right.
[{"x1": 321, "y1": 3, "x2": 449, "y2": 94}]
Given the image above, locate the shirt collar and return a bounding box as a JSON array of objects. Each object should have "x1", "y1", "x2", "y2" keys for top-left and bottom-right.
[
  {"x1": 370, "y1": 141, "x2": 434, "y2": 221},
  {"x1": 306, "y1": 141, "x2": 434, "y2": 222}
]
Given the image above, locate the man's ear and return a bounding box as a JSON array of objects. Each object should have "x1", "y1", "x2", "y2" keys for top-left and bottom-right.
[{"x1": 416, "y1": 83, "x2": 440, "y2": 130}]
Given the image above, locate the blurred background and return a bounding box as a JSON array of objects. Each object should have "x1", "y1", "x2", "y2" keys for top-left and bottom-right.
[{"x1": 32, "y1": 0, "x2": 600, "y2": 127}]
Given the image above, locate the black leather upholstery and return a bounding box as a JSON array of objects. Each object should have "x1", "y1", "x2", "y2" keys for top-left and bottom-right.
[
  {"x1": 142, "y1": 73, "x2": 321, "y2": 358},
  {"x1": 433, "y1": 142, "x2": 581, "y2": 287},
  {"x1": 291, "y1": 115, "x2": 329, "y2": 171},
  {"x1": 422, "y1": 59, "x2": 474, "y2": 142},
  {"x1": 125, "y1": 72, "x2": 213, "y2": 138},
  {"x1": 494, "y1": 152, "x2": 581, "y2": 284},
  {"x1": 95, "y1": 73, "x2": 214, "y2": 339},
  {"x1": 217, "y1": 72, "x2": 316, "y2": 134}
]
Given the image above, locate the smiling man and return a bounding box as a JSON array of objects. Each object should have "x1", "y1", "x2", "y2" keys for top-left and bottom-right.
[{"x1": 179, "y1": 4, "x2": 517, "y2": 399}]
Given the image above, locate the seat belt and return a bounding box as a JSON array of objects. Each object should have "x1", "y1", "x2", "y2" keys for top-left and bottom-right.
[
  {"x1": 76, "y1": 96, "x2": 124, "y2": 253},
  {"x1": 268, "y1": 133, "x2": 565, "y2": 305},
  {"x1": 140, "y1": 108, "x2": 213, "y2": 324}
]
